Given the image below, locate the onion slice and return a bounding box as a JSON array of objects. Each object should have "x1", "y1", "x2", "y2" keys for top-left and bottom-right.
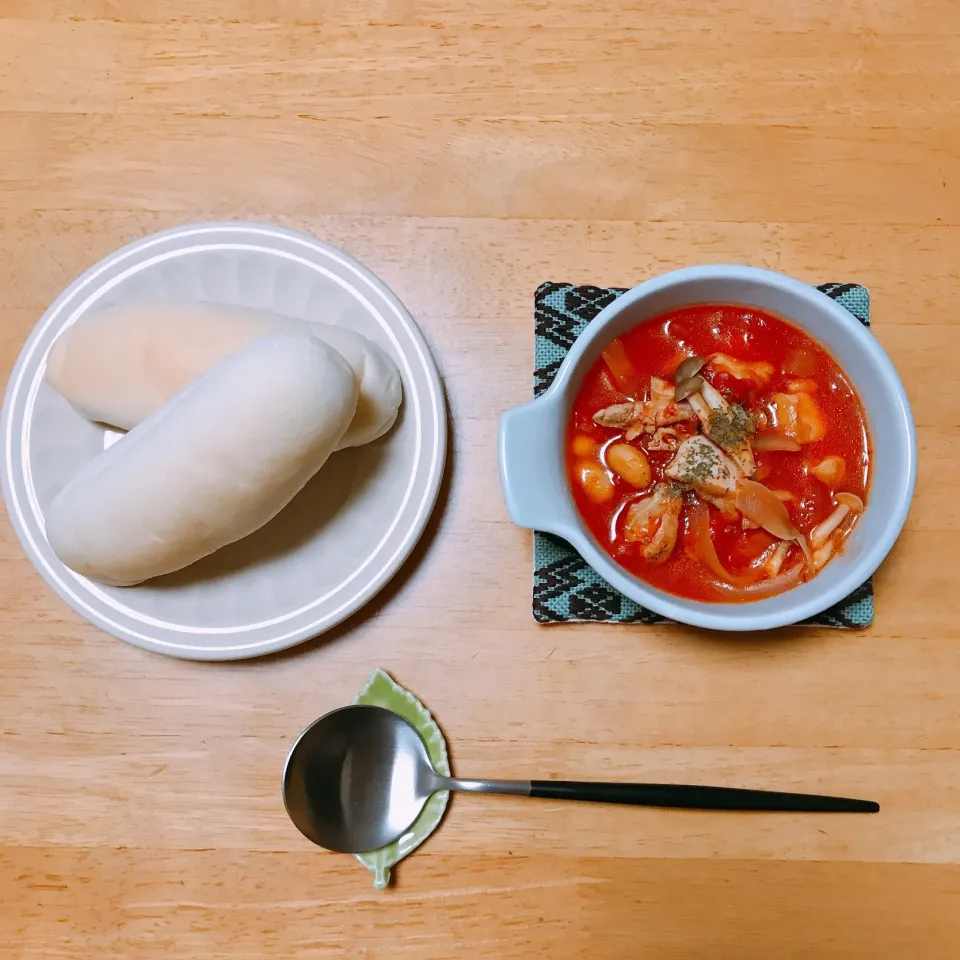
[
  {"x1": 736, "y1": 479, "x2": 799, "y2": 540},
  {"x1": 689, "y1": 500, "x2": 808, "y2": 598},
  {"x1": 735, "y1": 478, "x2": 813, "y2": 566},
  {"x1": 602, "y1": 338, "x2": 637, "y2": 393},
  {"x1": 782, "y1": 347, "x2": 816, "y2": 377},
  {"x1": 688, "y1": 501, "x2": 751, "y2": 587},
  {"x1": 754, "y1": 433, "x2": 802, "y2": 452},
  {"x1": 710, "y1": 563, "x2": 805, "y2": 600}
]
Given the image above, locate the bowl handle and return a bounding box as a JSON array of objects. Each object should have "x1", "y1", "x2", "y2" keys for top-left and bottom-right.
[{"x1": 498, "y1": 397, "x2": 573, "y2": 535}]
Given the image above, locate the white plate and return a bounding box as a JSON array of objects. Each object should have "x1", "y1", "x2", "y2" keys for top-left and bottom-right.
[{"x1": 2, "y1": 222, "x2": 446, "y2": 659}]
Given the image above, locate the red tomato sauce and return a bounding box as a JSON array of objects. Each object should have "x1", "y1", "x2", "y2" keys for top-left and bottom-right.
[{"x1": 567, "y1": 304, "x2": 870, "y2": 603}]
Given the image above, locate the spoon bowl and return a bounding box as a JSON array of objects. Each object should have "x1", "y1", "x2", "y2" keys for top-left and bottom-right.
[{"x1": 283, "y1": 704, "x2": 441, "y2": 853}]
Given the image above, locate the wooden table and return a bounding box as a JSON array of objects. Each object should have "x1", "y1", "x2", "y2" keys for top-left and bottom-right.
[{"x1": 2, "y1": 2, "x2": 958, "y2": 956}]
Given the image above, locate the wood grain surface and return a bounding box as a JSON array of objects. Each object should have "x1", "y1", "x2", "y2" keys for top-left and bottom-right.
[{"x1": 2, "y1": 2, "x2": 959, "y2": 957}]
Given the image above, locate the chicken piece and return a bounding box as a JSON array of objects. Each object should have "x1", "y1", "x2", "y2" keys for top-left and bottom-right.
[
  {"x1": 703, "y1": 493, "x2": 739, "y2": 520},
  {"x1": 708, "y1": 353, "x2": 774, "y2": 385},
  {"x1": 591, "y1": 401, "x2": 645, "y2": 430},
  {"x1": 626, "y1": 378, "x2": 699, "y2": 440},
  {"x1": 650, "y1": 375, "x2": 673, "y2": 404},
  {"x1": 593, "y1": 376, "x2": 696, "y2": 439},
  {"x1": 707, "y1": 353, "x2": 775, "y2": 387},
  {"x1": 624, "y1": 376, "x2": 684, "y2": 441},
  {"x1": 767, "y1": 392, "x2": 825, "y2": 444},
  {"x1": 623, "y1": 483, "x2": 683, "y2": 562},
  {"x1": 644, "y1": 377, "x2": 703, "y2": 447},
  {"x1": 810, "y1": 455, "x2": 845, "y2": 486},
  {"x1": 647, "y1": 426, "x2": 679, "y2": 451},
  {"x1": 686, "y1": 380, "x2": 756, "y2": 476},
  {"x1": 664, "y1": 435, "x2": 740, "y2": 499},
  {"x1": 707, "y1": 353, "x2": 774, "y2": 387}
]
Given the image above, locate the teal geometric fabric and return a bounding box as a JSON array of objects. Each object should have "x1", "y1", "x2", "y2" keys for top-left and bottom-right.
[{"x1": 532, "y1": 281, "x2": 874, "y2": 629}]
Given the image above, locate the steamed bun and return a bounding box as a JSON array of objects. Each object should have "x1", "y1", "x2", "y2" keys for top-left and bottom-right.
[
  {"x1": 46, "y1": 333, "x2": 358, "y2": 586},
  {"x1": 46, "y1": 301, "x2": 401, "y2": 449}
]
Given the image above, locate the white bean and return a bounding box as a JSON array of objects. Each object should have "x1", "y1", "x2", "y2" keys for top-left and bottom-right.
[{"x1": 605, "y1": 443, "x2": 652, "y2": 489}]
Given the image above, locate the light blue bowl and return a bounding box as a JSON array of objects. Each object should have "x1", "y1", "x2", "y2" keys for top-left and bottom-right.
[{"x1": 499, "y1": 265, "x2": 916, "y2": 631}]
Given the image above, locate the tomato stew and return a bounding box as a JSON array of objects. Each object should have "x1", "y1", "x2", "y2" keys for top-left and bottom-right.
[{"x1": 567, "y1": 304, "x2": 870, "y2": 603}]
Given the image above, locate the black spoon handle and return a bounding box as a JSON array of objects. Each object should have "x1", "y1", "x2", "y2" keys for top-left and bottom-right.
[{"x1": 529, "y1": 780, "x2": 879, "y2": 813}]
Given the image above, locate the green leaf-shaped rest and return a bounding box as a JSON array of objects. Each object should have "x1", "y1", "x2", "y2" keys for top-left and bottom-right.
[{"x1": 353, "y1": 668, "x2": 450, "y2": 889}]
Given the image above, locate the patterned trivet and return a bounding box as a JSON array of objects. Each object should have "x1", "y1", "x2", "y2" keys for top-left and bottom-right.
[{"x1": 532, "y1": 282, "x2": 874, "y2": 629}]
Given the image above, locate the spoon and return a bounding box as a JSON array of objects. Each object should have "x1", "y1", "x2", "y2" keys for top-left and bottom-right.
[{"x1": 282, "y1": 705, "x2": 879, "y2": 854}]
